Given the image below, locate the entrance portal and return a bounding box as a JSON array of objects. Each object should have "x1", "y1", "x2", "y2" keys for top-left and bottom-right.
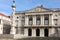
[
  {"x1": 28, "y1": 28, "x2": 32, "y2": 36},
  {"x1": 36, "y1": 28, "x2": 40, "y2": 36},
  {"x1": 44, "y1": 28, "x2": 49, "y2": 37}
]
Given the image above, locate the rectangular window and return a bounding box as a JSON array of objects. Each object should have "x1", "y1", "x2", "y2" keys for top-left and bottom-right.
[
  {"x1": 16, "y1": 27, "x2": 18, "y2": 34},
  {"x1": 21, "y1": 28, "x2": 24, "y2": 34},
  {"x1": 44, "y1": 15, "x2": 49, "y2": 25},
  {"x1": 44, "y1": 20, "x2": 49, "y2": 25},
  {"x1": 15, "y1": 20, "x2": 18, "y2": 26},
  {"x1": 54, "y1": 19, "x2": 58, "y2": 25},
  {"x1": 22, "y1": 16, "x2": 25, "y2": 19},
  {"x1": 21, "y1": 21, "x2": 25, "y2": 26},
  {"x1": 16, "y1": 27, "x2": 21, "y2": 34},
  {"x1": 29, "y1": 16, "x2": 33, "y2": 25},
  {"x1": 21, "y1": 16, "x2": 25, "y2": 20},
  {"x1": 36, "y1": 16, "x2": 41, "y2": 25}
]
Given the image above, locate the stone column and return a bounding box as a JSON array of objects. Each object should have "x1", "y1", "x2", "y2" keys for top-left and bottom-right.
[
  {"x1": 51, "y1": 14, "x2": 53, "y2": 26},
  {"x1": 33, "y1": 16, "x2": 36, "y2": 26},
  {"x1": 41, "y1": 15, "x2": 44, "y2": 26},
  {"x1": 49, "y1": 14, "x2": 52, "y2": 26},
  {"x1": 25, "y1": 15, "x2": 28, "y2": 26},
  {"x1": 40, "y1": 28, "x2": 44, "y2": 37},
  {"x1": 32, "y1": 28, "x2": 36, "y2": 37}
]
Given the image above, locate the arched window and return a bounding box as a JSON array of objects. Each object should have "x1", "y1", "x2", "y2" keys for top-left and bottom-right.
[
  {"x1": 28, "y1": 28, "x2": 32, "y2": 36},
  {"x1": 44, "y1": 28, "x2": 49, "y2": 37},
  {"x1": 36, "y1": 28, "x2": 40, "y2": 36}
]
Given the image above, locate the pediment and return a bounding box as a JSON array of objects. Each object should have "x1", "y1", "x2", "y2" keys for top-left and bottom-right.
[{"x1": 25, "y1": 5, "x2": 53, "y2": 12}]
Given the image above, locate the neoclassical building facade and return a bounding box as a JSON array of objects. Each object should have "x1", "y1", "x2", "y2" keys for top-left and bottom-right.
[
  {"x1": 10, "y1": 1, "x2": 60, "y2": 39},
  {"x1": 9, "y1": 0, "x2": 60, "y2": 39}
]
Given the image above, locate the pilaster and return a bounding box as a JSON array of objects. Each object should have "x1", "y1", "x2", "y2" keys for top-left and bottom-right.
[
  {"x1": 33, "y1": 16, "x2": 36, "y2": 26},
  {"x1": 49, "y1": 14, "x2": 52, "y2": 26},
  {"x1": 25, "y1": 15, "x2": 28, "y2": 26},
  {"x1": 32, "y1": 29, "x2": 36, "y2": 37},
  {"x1": 40, "y1": 28, "x2": 44, "y2": 37},
  {"x1": 41, "y1": 15, "x2": 44, "y2": 26}
]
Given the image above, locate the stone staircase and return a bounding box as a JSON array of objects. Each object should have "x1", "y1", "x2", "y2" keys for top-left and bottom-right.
[
  {"x1": 17, "y1": 37, "x2": 60, "y2": 40},
  {"x1": 0, "y1": 35, "x2": 60, "y2": 40}
]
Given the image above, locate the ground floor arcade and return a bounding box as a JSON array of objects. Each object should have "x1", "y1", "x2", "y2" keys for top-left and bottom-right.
[{"x1": 24, "y1": 27, "x2": 59, "y2": 37}]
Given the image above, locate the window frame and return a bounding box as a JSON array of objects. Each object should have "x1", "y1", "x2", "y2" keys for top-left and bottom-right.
[{"x1": 36, "y1": 16, "x2": 41, "y2": 25}]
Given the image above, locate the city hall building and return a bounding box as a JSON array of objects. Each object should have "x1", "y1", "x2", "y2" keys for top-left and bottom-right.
[{"x1": 10, "y1": 0, "x2": 60, "y2": 39}]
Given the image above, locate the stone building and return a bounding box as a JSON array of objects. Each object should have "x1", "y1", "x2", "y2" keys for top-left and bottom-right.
[
  {"x1": 0, "y1": 13, "x2": 11, "y2": 34},
  {"x1": 10, "y1": 0, "x2": 60, "y2": 39}
]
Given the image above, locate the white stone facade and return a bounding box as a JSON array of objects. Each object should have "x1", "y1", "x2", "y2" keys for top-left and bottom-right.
[{"x1": 11, "y1": 5, "x2": 60, "y2": 39}]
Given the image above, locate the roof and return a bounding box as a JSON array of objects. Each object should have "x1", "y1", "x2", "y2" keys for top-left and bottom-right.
[
  {"x1": 0, "y1": 13, "x2": 6, "y2": 17},
  {"x1": 15, "y1": 5, "x2": 60, "y2": 14}
]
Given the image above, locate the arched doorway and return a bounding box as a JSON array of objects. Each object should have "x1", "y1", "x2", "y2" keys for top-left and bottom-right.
[
  {"x1": 44, "y1": 28, "x2": 49, "y2": 37},
  {"x1": 28, "y1": 28, "x2": 32, "y2": 36},
  {"x1": 36, "y1": 28, "x2": 40, "y2": 36}
]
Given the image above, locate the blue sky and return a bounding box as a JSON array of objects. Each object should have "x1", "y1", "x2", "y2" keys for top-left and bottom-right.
[{"x1": 0, "y1": 0, "x2": 60, "y2": 16}]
